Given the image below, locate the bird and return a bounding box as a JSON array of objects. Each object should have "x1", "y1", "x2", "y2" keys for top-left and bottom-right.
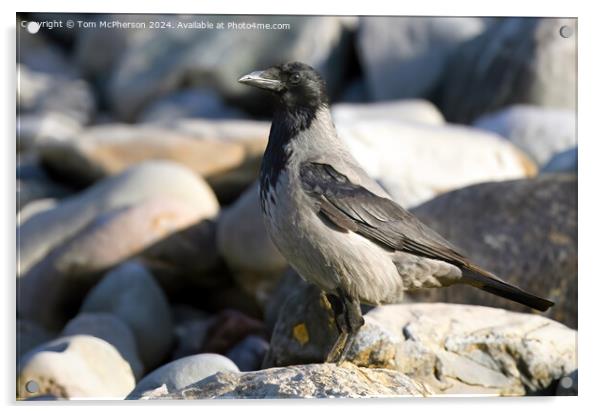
[{"x1": 238, "y1": 61, "x2": 554, "y2": 364}]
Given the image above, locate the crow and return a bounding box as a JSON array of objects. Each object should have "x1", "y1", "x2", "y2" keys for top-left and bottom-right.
[{"x1": 239, "y1": 61, "x2": 554, "y2": 363}]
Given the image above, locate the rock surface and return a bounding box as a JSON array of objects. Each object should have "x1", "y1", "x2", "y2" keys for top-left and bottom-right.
[
  {"x1": 331, "y1": 99, "x2": 445, "y2": 125},
  {"x1": 38, "y1": 123, "x2": 246, "y2": 187},
  {"x1": 473, "y1": 105, "x2": 576, "y2": 166},
  {"x1": 157, "y1": 362, "x2": 430, "y2": 399},
  {"x1": 79, "y1": 261, "x2": 173, "y2": 369},
  {"x1": 107, "y1": 16, "x2": 354, "y2": 120},
  {"x1": 18, "y1": 160, "x2": 219, "y2": 277},
  {"x1": 17, "y1": 335, "x2": 135, "y2": 399},
  {"x1": 18, "y1": 196, "x2": 210, "y2": 329},
  {"x1": 542, "y1": 147, "x2": 577, "y2": 173},
  {"x1": 266, "y1": 300, "x2": 576, "y2": 396},
  {"x1": 217, "y1": 184, "x2": 288, "y2": 304},
  {"x1": 127, "y1": 354, "x2": 239, "y2": 400},
  {"x1": 367, "y1": 304, "x2": 577, "y2": 395},
  {"x1": 17, "y1": 319, "x2": 53, "y2": 359},
  {"x1": 138, "y1": 89, "x2": 247, "y2": 123},
  {"x1": 438, "y1": 18, "x2": 577, "y2": 123},
  {"x1": 61, "y1": 312, "x2": 144, "y2": 379},
  {"x1": 226, "y1": 335, "x2": 270, "y2": 372},
  {"x1": 335, "y1": 120, "x2": 536, "y2": 208},
  {"x1": 409, "y1": 174, "x2": 577, "y2": 328},
  {"x1": 17, "y1": 64, "x2": 96, "y2": 125},
  {"x1": 356, "y1": 17, "x2": 488, "y2": 100}
]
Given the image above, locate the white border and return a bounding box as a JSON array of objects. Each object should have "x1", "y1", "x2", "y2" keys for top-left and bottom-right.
[{"x1": 2, "y1": 1, "x2": 599, "y2": 413}]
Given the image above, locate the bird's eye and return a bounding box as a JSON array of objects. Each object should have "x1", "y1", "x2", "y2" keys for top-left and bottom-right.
[{"x1": 290, "y1": 73, "x2": 301, "y2": 84}]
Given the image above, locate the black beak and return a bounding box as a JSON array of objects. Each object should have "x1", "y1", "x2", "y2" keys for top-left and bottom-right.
[{"x1": 238, "y1": 70, "x2": 284, "y2": 92}]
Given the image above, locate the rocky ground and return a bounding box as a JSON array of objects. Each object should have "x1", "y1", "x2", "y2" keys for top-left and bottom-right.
[{"x1": 17, "y1": 14, "x2": 577, "y2": 399}]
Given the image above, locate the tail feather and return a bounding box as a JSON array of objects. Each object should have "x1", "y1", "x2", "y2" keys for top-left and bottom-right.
[{"x1": 461, "y1": 265, "x2": 554, "y2": 312}]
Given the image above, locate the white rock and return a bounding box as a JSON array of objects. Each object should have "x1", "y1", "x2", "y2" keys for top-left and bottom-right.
[
  {"x1": 473, "y1": 105, "x2": 576, "y2": 166},
  {"x1": 62, "y1": 312, "x2": 144, "y2": 379},
  {"x1": 331, "y1": 100, "x2": 445, "y2": 126},
  {"x1": 337, "y1": 120, "x2": 536, "y2": 208},
  {"x1": 17, "y1": 335, "x2": 135, "y2": 399}
]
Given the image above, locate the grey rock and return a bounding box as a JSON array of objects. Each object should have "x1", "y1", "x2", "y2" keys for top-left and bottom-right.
[
  {"x1": 357, "y1": 17, "x2": 488, "y2": 100},
  {"x1": 17, "y1": 319, "x2": 53, "y2": 359},
  {"x1": 365, "y1": 304, "x2": 577, "y2": 395},
  {"x1": 17, "y1": 112, "x2": 82, "y2": 153},
  {"x1": 107, "y1": 15, "x2": 355, "y2": 120},
  {"x1": 18, "y1": 160, "x2": 219, "y2": 278},
  {"x1": 438, "y1": 18, "x2": 577, "y2": 123},
  {"x1": 542, "y1": 147, "x2": 577, "y2": 173},
  {"x1": 263, "y1": 270, "x2": 309, "y2": 331},
  {"x1": 409, "y1": 174, "x2": 577, "y2": 328},
  {"x1": 138, "y1": 89, "x2": 247, "y2": 123},
  {"x1": 226, "y1": 335, "x2": 270, "y2": 372},
  {"x1": 331, "y1": 99, "x2": 445, "y2": 126},
  {"x1": 17, "y1": 27, "x2": 76, "y2": 77},
  {"x1": 473, "y1": 105, "x2": 576, "y2": 166},
  {"x1": 17, "y1": 64, "x2": 96, "y2": 125},
  {"x1": 17, "y1": 335, "x2": 135, "y2": 399},
  {"x1": 127, "y1": 354, "x2": 239, "y2": 400},
  {"x1": 17, "y1": 156, "x2": 72, "y2": 210},
  {"x1": 217, "y1": 183, "x2": 288, "y2": 305},
  {"x1": 172, "y1": 310, "x2": 215, "y2": 360},
  {"x1": 61, "y1": 312, "x2": 144, "y2": 379},
  {"x1": 80, "y1": 261, "x2": 173, "y2": 369},
  {"x1": 157, "y1": 363, "x2": 430, "y2": 399},
  {"x1": 263, "y1": 282, "x2": 338, "y2": 368},
  {"x1": 263, "y1": 279, "x2": 396, "y2": 370}
]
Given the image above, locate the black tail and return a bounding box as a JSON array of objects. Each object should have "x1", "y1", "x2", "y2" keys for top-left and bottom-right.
[{"x1": 461, "y1": 265, "x2": 554, "y2": 312}]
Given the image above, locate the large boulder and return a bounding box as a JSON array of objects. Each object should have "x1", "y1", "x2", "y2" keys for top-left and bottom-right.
[
  {"x1": 61, "y1": 312, "x2": 144, "y2": 379},
  {"x1": 79, "y1": 261, "x2": 173, "y2": 369},
  {"x1": 106, "y1": 15, "x2": 355, "y2": 120},
  {"x1": 265, "y1": 299, "x2": 576, "y2": 396},
  {"x1": 473, "y1": 105, "x2": 576, "y2": 166},
  {"x1": 437, "y1": 18, "x2": 577, "y2": 123},
  {"x1": 337, "y1": 120, "x2": 536, "y2": 208},
  {"x1": 356, "y1": 17, "x2": 488, "y2": 101},
  {"x1": 127, "y1": 354, "x2": 239, "y2": 400},
  {"x1": 155, "y1": 363, "x2": 430, "y2": 399},
  {"x1": 18, "y1": 160, "x2": 219, "y2": 277},
  {"x1": 409, "y1": 174, "x2": 577, "y2": 328},
  {"x1": 17, "y1": 335, "x2": 135, "y2": 399}
]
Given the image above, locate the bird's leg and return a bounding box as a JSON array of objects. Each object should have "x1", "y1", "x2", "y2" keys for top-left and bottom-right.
[{"x1": 325, "y1": 289, "x2": 364, "y2": 365}]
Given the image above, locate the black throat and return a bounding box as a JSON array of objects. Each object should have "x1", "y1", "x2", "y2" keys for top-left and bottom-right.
[{"x1": 259, "y1": 105, "x2": 318, "y2": 203}]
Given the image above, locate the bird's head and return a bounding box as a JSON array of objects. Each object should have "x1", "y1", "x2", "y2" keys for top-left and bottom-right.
[{"x1": 238, "y1": 62, "x2": 328, "y2": 111}]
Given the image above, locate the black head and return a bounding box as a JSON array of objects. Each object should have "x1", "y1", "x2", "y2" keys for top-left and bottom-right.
[{"x1": 238, "y1": 62, "x2": 328, "y2": 111}]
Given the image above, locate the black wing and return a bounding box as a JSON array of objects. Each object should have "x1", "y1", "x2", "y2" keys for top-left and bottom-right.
[
  {"x1": 299, "y1": 162, "x2": 555, "y2": 312},
  {"x1": 299, "y1": 162, "x2": 471, "y2": 267}
]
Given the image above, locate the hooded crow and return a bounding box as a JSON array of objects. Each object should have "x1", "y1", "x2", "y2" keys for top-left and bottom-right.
[{"x1": 238, "y1": 62, "x2": 554, "y2": 364}]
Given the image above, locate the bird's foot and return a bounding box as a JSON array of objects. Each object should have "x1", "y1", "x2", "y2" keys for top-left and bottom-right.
[{"x1": 326, "y1": 332, "x2": 349, "y2": 365}]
